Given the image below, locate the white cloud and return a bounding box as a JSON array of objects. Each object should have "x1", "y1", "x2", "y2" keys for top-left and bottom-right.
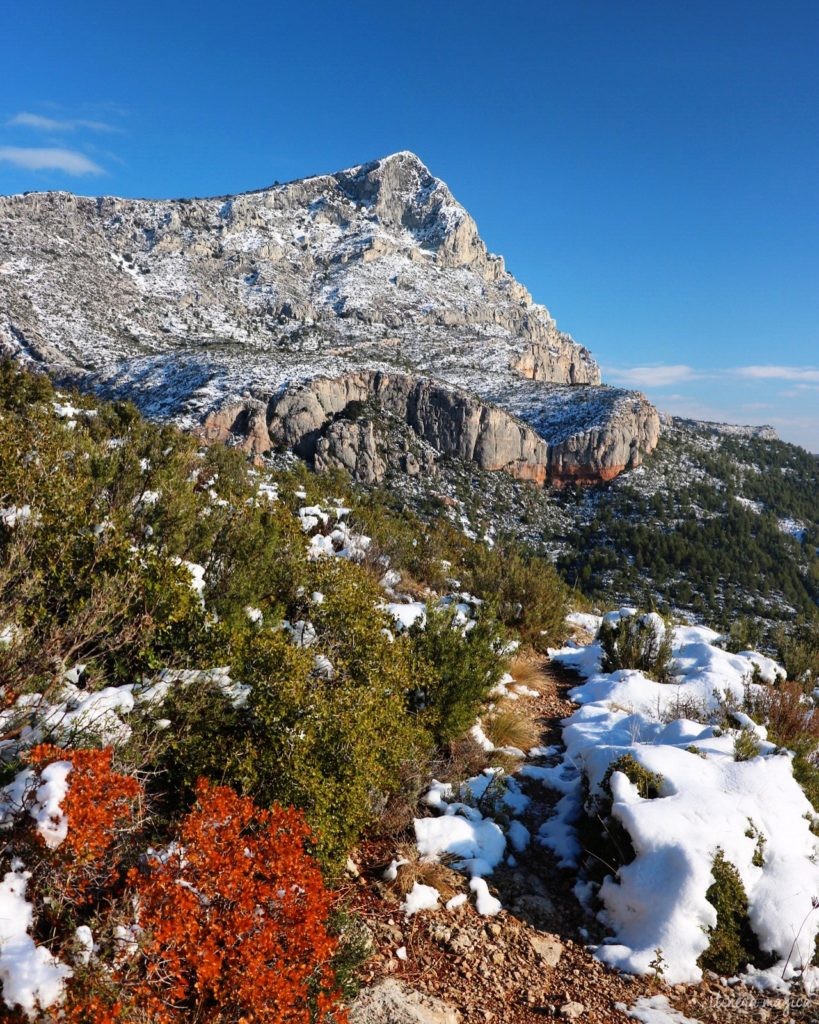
[
  {"x1": 604, "y1": 362, "x2": 819, "y2": 390},
  {"x1": 735, "y1": 365, "x2": 819, "y2": 383},
  {"x1": 656, "y1": 395, "x2": 731, "y2": 422},
  {"x1": 0, "y1": 147, "x2": 104, "y2": 175},
  {"x1": 603, "y1": 364, "x2": 700, "y2": 388},
  {"x1": 7, "y1": 112, "x2": 117, "y2": 133}
]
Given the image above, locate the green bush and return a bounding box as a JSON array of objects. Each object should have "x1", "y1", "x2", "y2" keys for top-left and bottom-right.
[
  {"x1": 352, "y1": 498, "x2": 570, "y2": 650},
  {"x1": 723, "y1": 617, "x2": 765, "y2": 654},
  {"x1": 699, "y1": 849, "x2": 765, "y2": 976},
  {"x1": 408, "y1": 603, "x2": 507, "y2": 745},
  {"x1": 352, "y1": 495, "x2": 466, "y2": 594},
  {"x1": 140, "y1": 572, "x2": 431, "y2": 872},
  {"x1": 461, "y1": 542, "x2": 569, "y2": 650},
  {"x1": 238, "y1": 668, "x2": 424, "y2": 866},
  {"x1": 775, "y1": 617, "x2": 819, "y2": 689},
  {"x1": 604, "y1": 754, "x2": 665, "y2": 799},
  {"x1": 576, "y1": 755, "x2": 665, "y2": 882},
  {"x1": 733, "y1": 729, "x2": 761, "y2": 762},
  {"x1": 225, "y1": 559, "x2": 432, "y2": 869},
  {"x1": 599, "y1": 613, "x2": 675, "y2": 682},
  {"x1": 139, "y1": 676, "x2": 243, "y2": 815},
  {"x1": 790, "y1": 744, "x2": 819, "y2": 815}
]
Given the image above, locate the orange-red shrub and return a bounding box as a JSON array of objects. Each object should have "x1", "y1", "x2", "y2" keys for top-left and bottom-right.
[
  {"x1": 27, "y1": 745, "x2": 143, "y2": 902},
  {"x1": 129, "y1": 779, "x2": 345, "y2": 1024},
  {"x1": 61, "y1": 992, "x2": 129, "y2": 1024}
]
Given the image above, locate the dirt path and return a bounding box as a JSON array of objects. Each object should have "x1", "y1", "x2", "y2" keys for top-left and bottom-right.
[{"x1": 346, "y1": 657, "x2": 816, "y2": 1023}]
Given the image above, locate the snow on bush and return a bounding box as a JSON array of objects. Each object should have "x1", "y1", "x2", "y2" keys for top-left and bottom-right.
[
  {"x1": 545, "y1": 613, "x2": 819, "y2": 985},
  {"x1": 410, "y1": 768, "x2": 531, "y2": 916},
  {"x1": 0, "y1": 861, "x2": 72, "y2": 1017}
]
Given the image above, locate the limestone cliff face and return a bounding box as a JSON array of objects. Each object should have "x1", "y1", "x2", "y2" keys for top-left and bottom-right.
[
  {"x1": 268, "y1": 372, "x2": 552, "y2": 484},
  {"x1": 201, "y1": 372, "x2": 659, "y2": 487},
  {"x1": 0, "y1": 150, "x2": 657, "y2": 485},
  {"x1": 512, "y1": 339, "x2": 602, "y2": 386}
]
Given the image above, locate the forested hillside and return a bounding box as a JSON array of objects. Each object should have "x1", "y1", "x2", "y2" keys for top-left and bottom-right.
[
  {"x1": 364, "y1": 415, "x2": 818, "y2": 642},
  {"x1": 555, "y1": 421, "x2": 819, "y2": 634}
]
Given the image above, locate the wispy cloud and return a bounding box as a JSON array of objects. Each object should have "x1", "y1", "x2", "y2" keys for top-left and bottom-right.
[
  {"x1": 7, "y1": 111, "x2": 118, "y2": 134},
  {"x1": 0, "y1": 146, "x2": 104, "y2": 175},
  {"x1": 604, "y1": 362, "x2": 819, "y2": 389},
  {"x1": 654, "y1": 394, "x2": 731, "y2": 422},
  {"x1": 735, "y1": 365, "x2": 819, "y2": 383},
  {"x1": 603, "y1": 364, "x2": 701, "y2": 388}
]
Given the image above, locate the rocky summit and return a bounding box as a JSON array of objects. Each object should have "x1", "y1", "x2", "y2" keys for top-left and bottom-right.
[{"x1": 0, "y1": 150, "x2": 659, "y2": 484}]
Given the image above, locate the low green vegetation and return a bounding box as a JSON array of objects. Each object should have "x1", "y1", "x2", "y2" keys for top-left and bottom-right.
[
  {"x1": 733, "y1": 729, "x2": 761, "y2": 762},
  {"x1": 598, "y1": 613, "x2": 675, "y2": 682},
  {"x1": 604, "y1": 754, "x2": 665, "y2": 800},
  {"x1": 353, "y1": 491, "x2": 571, "y2": 650},
  {"x1": 556, "y1": 426, "x2": 819, "y2": 639},
  {"x1": 699, "y1": 849, "x2": 766, "y2": 976},
  {"x1": 0, "y1": 362, "x2": 571, "y2": 873},
  {"x1": 775, "y1": 618, "x2": 819, "y2": 689},
  {"x1": 408, "y1": 604, "x2": 507, "y2": 745},
  {"x1": 578, "y1": 755, "x2": 666, "y2": 880}
]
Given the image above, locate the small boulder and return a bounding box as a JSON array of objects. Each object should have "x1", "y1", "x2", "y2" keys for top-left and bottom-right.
[
  {"x1": 349, "y1": 979, "x2": 461, "y2": 1024},
  {"x1": 529, "y1": 933, "x2": 563, "y2": 968}
]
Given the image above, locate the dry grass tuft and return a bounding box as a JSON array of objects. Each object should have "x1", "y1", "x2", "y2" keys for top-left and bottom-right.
[
  {"x1": 482, "y1": 707, "x2": 540, "y2": 752},
  {"x1": 430, "y1": 735, "x2": 520, "y2": 782},
  {"x1": 433, "y1": 735, "x2": 492, "y2": 783},
  {"x1": 393, "y1": 571, "x2": 433, "y2": 601},
  {"x1": 373, "y1": 753, "x2": 437, "y2": 838},
  {"x1": 390, "y1": 843, "x2": 462, "y2": 900},
  {"x1": 508, "y1": 652, "x2": 549, "y2": 693}
]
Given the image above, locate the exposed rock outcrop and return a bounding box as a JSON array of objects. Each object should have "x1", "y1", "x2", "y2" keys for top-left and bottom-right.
[
  {"x1": 668, "y1": 416, "x2": 779, "y2": 442},
  {"x1": 199, "y1": 398, "x2": 270, "y2": 455},
  {"x1": 269, "y1": 371, "x2": 552, "y2": 484},
  {"x1": 203, "y1": 371, "x2": 659, "y2": 486},
  {"x1": 513, "y1": 339, "x2": 601, "y2": 386},
  {"x1": 314, "y1": 419, "x2": 387, "y2": 484}
]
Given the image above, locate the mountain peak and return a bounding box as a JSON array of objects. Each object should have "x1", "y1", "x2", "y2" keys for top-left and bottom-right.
[
  {"x1": 337, "y1": 150, "x2": 434, "y2": 181},
  {"x1": 0, "y1": 150, "x2": 637, "y2": 482}
]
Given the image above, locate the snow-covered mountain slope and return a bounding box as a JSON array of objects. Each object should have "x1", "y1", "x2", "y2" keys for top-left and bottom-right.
[{"x1": 0, "y1": 151, "x2": 659, "y2": 485}]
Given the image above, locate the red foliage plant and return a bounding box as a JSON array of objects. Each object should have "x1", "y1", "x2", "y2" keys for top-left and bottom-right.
[
  {"x1": 27, "y1": 744, "x2": 142, "y2": 902},
  {"x1": 128, "y1": 779, "x2": 346, "y2": 1024},
  {"x1": 14, "y1": 756, "x2": 343, "y2": 1023}
]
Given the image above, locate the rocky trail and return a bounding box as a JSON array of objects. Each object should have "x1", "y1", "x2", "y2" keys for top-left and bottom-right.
[{"x1": 345, "y1": 657, "x2": 817, "y2": 1024}]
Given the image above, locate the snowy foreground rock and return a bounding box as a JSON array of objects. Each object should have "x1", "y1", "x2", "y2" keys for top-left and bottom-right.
[{"x1": 547, "y1": 613, "x2": 819, "y2": 988}]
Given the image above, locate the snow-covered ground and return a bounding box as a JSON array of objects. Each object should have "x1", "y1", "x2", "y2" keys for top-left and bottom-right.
[
  {"x1": 395, "y1": 609, "x2": 818, "y2": 993},
  {"x1": 546, "y1": 614, "x2": 818, "y2": 988}
]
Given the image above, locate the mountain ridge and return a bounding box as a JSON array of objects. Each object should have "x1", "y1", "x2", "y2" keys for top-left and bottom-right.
[{"x1": 0, "y1": 150, "x2": 660, "y2": 485}]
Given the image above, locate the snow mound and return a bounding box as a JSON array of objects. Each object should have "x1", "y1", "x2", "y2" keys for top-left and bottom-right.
[
  {"x1": 543, "y1": 614, "x2": 819, "y2": 985},
  {"x1": 0, "y1": 862, "x2": 72, "y2": 1017}
]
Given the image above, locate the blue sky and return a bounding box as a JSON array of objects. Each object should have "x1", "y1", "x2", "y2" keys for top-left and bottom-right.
[{"x1": 2, "y1": 1, "x2": 818, "y2": 450}]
